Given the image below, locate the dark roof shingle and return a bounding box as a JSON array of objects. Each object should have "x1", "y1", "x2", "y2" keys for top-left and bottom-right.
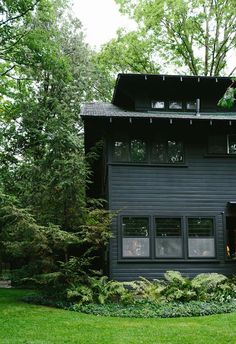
[{"x1": 81, "y1": 102, "x2": 236, "y2": 121}]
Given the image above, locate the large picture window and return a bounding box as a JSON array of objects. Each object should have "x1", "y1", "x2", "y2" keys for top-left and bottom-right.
[
  {"x1": 187, "y1": 218, "x2": 215, "y2": 258},
  {"x1": 122, "y1": 217, "x2": 150, "y2": 257},
  {"x1": 155, "y1": 218, "x2": 183, "y2": 258}
]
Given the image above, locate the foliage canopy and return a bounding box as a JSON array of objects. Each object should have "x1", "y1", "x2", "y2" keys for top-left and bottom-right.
[{"x1": 114, "y1": 0, "x2": 236, "y2": 76}]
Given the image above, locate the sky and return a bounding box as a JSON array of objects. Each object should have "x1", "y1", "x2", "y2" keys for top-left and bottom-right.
[{"x1": 72, "y1": 0, "x2": 136, "y2": 49}]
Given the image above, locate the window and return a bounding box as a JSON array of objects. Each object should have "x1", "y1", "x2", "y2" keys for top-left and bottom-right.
[
  {"x1": 169, "y1": 101, "x2": 182, "y2": 109},
  {"x1": 151, "y1": 140, "x2": 184, "y2": 163},
  {"x1": 120, "y1": 215, "x2": 216, "y2": 260},
  {"x1": 226, "y1": 217, "x2": 236, "y2": 260},
  {"x1": 186, "y1": 101, "x2": 196, "y2": 110},
  {"x1": 112, "y1": 139, "x2": 147, "y2": 162},
  {"x1": 208, "y1": 135, "x2": 236, "y2": 155},
  {"x1": 155, "y1": 218, "x2": 183, "y2": 258},
  {"x1": 228, "y1": 135, "x2": 236, "y2": 154},
  {"x1": 130, "y1": 139, "x2": 147, "y2": 162},
  {"x1": 112, "y1": 140, "x2": 129, "y2": 161},
  {"x1": 112, "y1": 138, "x2": 184, "y2": 164},
  {"x1": 187, "y1": 218, "x2": 215, "y2": 258},
  {"x1": 122, "y1": 217, "x2": 150, "y2": 257},
  {"x1": 151, "y1": 100, "x2": 165, "y2": 109},
  {"x1": 208, "y1": 135, "x2": 227, "y2": 154}
]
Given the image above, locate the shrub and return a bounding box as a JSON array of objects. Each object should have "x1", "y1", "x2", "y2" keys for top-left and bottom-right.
[
  {"x1": 161, "y1": 271, "x2": 196, "y2": 302},
  {"x1": 191, "y1": 273, "x2": 236, "y2": 302},
  {"x1": 66, "y1": 276, "x2": 133, "y2": 305},
  {"x1": 124, "y1": 277, "x2": 165, "y2": 303}
]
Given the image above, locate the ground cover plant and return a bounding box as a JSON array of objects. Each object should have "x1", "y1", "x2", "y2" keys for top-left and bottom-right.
[
  {"x1": 23, "y1": 271, "x2": 236, "y2": 318},
  {"x1": 2, "y1": 288, "x2": 236, "y2": 344}
]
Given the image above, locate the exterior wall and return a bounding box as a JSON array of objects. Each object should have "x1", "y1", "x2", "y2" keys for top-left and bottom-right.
[{"x1": 107, "y1": 121, "x2": 236, "y2": 280}]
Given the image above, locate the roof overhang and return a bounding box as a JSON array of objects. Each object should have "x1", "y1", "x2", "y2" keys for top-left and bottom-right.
[
  {"x1": 112, "y1": 73, "x2": 234, "y2": 109},
  {"x1": 81, "y1": 102, "x2": 236, "y2": 123}
]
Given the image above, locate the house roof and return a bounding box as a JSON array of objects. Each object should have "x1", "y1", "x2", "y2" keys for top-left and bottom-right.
[
  {"x1": 112, "y1": 73, "x2": 234, "y2": 108},
  {"x1": 81, "y1": 102, "x2": 236, "y2": 121}
]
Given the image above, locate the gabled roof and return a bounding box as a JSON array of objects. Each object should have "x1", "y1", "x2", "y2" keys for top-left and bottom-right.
[{"x1": 81, "y1": 102, "x2": 236, "y2": 121}]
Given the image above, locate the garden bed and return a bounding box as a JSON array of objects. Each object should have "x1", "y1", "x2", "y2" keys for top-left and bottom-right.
[{"x1": 24, "y1": 295, "x2": 236, "y2": 318}]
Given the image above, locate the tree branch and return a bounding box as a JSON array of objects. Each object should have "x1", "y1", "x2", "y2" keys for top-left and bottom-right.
[
  {"x1": 1, "y1": 65, "x2": 16, "y2": 77},
  {"x1": 0, "y1": 0, "x2": 40, "y2": 26}
]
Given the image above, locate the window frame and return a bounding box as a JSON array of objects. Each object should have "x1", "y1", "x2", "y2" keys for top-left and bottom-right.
[
  {"x1": 227, "y1": 134, "x2": 236, "y2": 155},
  {"x1": 207, "y1": 134, "x2": 236, "y2": 157},
  {"x1": 151, "y1": 100, "x2": 165, "y2": 110},
  {"x1": 168, "y1": 100, "x2": 183, "y2": 110},
  {"x1": 111, "y1": 137, "x2": 130, "y2": 162},
  {"x1": 119, "y1": 215, "x2": 217, "y2": 261},
  {"x1": 111, "y1": 137, "x2": 148, "y2": 163},
  {"x1": 154, "y1": 216, "x2": 184, "y2": 259},
  {"x1": 186, "y1": 216, "x2": 216, "y2": 259},
  {"x1": 111, "y1": 137, "x2": 185, "y2": 165},
  {"x1": 186, "y1": 100, "x2": 197, "y2": 111},
  {"x1": 120, "y1": 215, "x2": 151, "y2": 259},
  {"x1": 150, "y1": 138, "x2": 185, "y2": 164},
  {"x1": 130, "y1": 138, "x2": 148, "y2": 163}
]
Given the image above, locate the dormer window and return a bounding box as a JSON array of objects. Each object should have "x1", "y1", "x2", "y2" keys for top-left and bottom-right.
[
  {"x1": 151, "y1": 100, "x2": 165, "y2": 109},
  {"x1": 186, "y1": 101, "x2": 196, "y2": 110},
  {"x1": 169, "y1": 101, "x2": 182, "y2": 109}
]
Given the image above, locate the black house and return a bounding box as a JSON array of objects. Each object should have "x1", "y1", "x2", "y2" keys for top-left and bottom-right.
[{"x1": 81, "y1": 74, "x2": 236, "y2": 280}]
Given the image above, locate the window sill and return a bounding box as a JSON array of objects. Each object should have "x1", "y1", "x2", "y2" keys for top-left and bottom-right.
[
  {"x1": 204, "y1": 154, "x2": 236, "y2": 158},
  {"x1": 118, "y1": 258, "x2": 220, "y2": 263},
  {"x1": 108, "y1": 162, "x2": 188, "y2": 168}
]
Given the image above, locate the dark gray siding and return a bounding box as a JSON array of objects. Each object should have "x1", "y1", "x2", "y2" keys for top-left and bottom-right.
[{"x1": 108, "y1": 125, "x2": 236, "y2": 280}]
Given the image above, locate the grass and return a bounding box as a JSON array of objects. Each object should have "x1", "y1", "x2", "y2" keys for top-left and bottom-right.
[{"x1": 1, "y1": 289, "x2": 236, "y2": 344}]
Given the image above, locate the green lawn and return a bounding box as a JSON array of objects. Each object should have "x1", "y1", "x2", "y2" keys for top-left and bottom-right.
[{"x1": 1, "y1": 289, "x2": 236, "y2": 344}]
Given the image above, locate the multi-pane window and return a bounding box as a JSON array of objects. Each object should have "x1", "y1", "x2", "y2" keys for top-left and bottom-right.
[
  {"x1": 187, "y1": 218, "x2": 215, "y2": 258},
  {"x1": 155, "y1": 218, "x2": 183, "y2": 258},
  {"x1": 112, "y1": 139, "x2": 147, "y2": 162},
  {"x1": 151, "y1": 140, "x2": 184, "y2": 163},
  {"x1": 122, "y1": 217, "x2": 150, "y2": 257},
  {"x1": 151, "y1": 100, "x2": 165, "y2": 109},
  {"x1": 112, "y1": 138, "x2": 184, "y2": 164},
  {"x1": 120, "y1": 216, "x2": 216, "y2": 260},
  {"x1": 150, "y1": 100, "x2": 199, "y2": 111},
  {"x1": 208, "y1": 135, "x2": 236, "y2": 155}
]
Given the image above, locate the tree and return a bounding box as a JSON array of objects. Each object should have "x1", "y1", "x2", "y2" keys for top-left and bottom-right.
[
  {"x1": 113, "y1": 0, "x2": 236, "y2": 76},
  {"x1": 0, "y1": 0, "x2": 113, "y2": 278},
  {"x1": 96, "y1": 29, "x2": 160, "y2": 75}
]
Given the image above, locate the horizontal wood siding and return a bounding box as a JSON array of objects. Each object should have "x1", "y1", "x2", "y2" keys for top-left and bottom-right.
[{"x1": 108, "y1": 133, "x2": 236, "y2": 280}]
